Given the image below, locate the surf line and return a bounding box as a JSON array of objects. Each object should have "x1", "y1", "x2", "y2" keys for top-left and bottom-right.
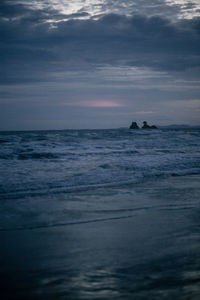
[{"x1": 0, "y1": 214, "x2": 137, "y2": 232}]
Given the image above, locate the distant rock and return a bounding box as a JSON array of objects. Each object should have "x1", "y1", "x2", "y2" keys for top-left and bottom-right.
[
  {"x1": 129, "y1": 122, "x2": 140, "y2": 129},
  {"x1": 142, "y1": 121, "x2": 157, "y2": 129},
  {"x1": 129, "y1": 121, "x2": 158, "y2": 129}
]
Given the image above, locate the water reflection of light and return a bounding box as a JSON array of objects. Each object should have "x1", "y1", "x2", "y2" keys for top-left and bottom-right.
[{"x1": 70, "y1": 268, "x2": 120, "y2": 299}]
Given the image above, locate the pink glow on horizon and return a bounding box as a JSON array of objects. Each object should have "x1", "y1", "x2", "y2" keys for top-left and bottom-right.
[
  {"x1": 135, "y1": 111, "x2": 154, "y2": 114},
  {"x1": 62, "y1": 100, "x2": 124, "y2": 107}
]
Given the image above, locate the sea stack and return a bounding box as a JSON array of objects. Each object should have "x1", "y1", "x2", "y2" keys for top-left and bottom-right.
[
  {"x1": 142, "y1": 121, "x2": 157, "y2": 129},
  {"x1": 130, "y1": 122, "x2": 140, "y2": 129}
]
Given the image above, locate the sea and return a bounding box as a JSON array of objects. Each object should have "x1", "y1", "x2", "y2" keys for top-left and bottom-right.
[{"x1": 0, "y1": 127, "x2": 200, "y2": 299}]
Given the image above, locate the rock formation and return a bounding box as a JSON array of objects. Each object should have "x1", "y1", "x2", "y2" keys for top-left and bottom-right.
[
  {"x1": 129, "y1": 121, "x2": 157, "y2": 129},
  {"x1": 129, "y1": 122, "x2": 140, "y2": 129},
  {"x1": 142, "y1": 121, "x2": 157, "y2": 129}
]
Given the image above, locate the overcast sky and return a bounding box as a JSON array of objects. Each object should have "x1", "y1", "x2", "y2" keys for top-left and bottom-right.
[{"x1": 1, "y1": 0, "x2": 200, "y2": 130}]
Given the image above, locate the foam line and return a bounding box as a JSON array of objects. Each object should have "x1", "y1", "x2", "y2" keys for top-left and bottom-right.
[{"x1": 0, "y1": 214, "x2": 136, "y2": 232}]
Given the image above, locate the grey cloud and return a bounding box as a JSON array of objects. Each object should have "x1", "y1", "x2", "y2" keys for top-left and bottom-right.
[
  {"x1": 0, "y1": 1, "x2": 29, "y2": 19},
  {"x1": 182, "y1": 2, "x2": 197, "y2": 10},
  {"x1": 1, "y1": 1, "x2": 200, "y2": 85},
  {"x1": 2, "y1": 0, "x2": 197, "y2": 22},
  {"x1": 100, "y1": 0, "x2": 181, "y2": 19}
]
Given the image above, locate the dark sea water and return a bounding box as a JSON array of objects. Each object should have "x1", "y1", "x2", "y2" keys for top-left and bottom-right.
[{"x1": 0, "y1": 128, "x2": 200, "y2": 299}]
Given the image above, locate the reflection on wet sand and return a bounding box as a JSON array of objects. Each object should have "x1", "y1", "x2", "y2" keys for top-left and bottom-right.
[{"x1": 0, "y1": 175, "x2": 200, "y2": 299}]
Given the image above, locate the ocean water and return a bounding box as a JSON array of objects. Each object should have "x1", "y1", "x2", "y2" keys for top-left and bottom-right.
[{"x1": 0, "y1": 127, "x2": 200, "y2": 299}]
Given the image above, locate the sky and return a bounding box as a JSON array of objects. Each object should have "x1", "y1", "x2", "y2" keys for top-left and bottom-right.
[{"x1": 0, "y1": 0, "x2": 200, "y2": 130}]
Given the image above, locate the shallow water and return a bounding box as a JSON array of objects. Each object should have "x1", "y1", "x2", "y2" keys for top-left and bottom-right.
[{"x1": 0, "y1": 128, "x2": 200, "y2": 299}]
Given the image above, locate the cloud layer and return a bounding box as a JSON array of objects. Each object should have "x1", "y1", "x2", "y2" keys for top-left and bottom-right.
[
  {"x1": 0, "y1": 0, "x2": 200, "y2": 129},
  {"x1": 1, "y1": 1, "x2": 200, "y2": 85}
]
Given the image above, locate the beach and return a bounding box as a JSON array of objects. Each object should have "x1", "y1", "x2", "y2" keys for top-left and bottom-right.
[
  {"x1": 1, "y1": 0, "x2": 200, "y2": 298},
  {"x1": 1, "y1": 174, "x2": 200, "y2": 299}
]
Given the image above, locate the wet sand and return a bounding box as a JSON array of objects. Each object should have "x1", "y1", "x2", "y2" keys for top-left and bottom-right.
[{"x1": 0, "y1": 175, "x2": 200, "y2": 299}]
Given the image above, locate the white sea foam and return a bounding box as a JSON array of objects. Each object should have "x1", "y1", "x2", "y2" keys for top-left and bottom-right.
[{"x1": 0, "y1": 128, "x2": 200, "y2": 198}]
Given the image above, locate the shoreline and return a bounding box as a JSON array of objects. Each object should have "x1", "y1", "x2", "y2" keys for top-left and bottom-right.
[{"x1": 1, "y1": 174, "x2": 200, "y2": 299}]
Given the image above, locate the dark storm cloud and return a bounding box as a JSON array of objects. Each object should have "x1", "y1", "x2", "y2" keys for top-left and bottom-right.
[
  {"x1": 0, "y1": 1, "x2": 28, "y2": 18},
  {"x1": 0, "y1": 0, "x2": 200, "y2": 85},
  {"x1": 0, "y1": 1, "x2": 52, "y2": 23}
]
